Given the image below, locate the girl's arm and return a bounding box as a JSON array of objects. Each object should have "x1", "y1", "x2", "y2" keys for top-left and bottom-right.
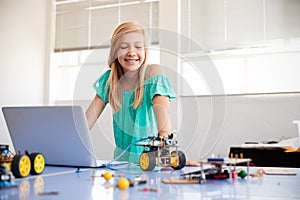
[
  {"x1": 85, "y1": 94, "x2": 107, "y2": 130},
  {"x1": 148, "y1": 65, "x2": 172, "y2": 134},
  {"x1": 152, "y1": 94, "x2": 172, "y2": 133},
  {"x1": 153, "y1": 94, "x2": 199, "y2": 166}
]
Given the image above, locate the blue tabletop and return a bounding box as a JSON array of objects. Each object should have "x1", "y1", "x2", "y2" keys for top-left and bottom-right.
[{"x1": 1, "y1": 165, "x2": 299, "y2": 200}]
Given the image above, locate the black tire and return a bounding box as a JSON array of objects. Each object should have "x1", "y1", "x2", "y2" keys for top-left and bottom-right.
[
  {"x1": 139, "y1": 152, "x2": 156, "y2": 171},
  {"x1": 171, "y1": 150, "x2": 186, "y2": 170},
  {"x1": 29, "y1": 153, "x2": 45, "y2": 175},
  {"x1": 11, "y1": 155, "x2": 31, "y2": 178}
]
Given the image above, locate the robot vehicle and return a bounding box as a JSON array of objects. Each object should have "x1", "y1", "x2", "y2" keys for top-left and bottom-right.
[
  {"x1": 0, "y1": 144, "x2": 45, "y2": 179},
  {"x1": 136, "y1": 132, "x2": 186, "y2": 171}
]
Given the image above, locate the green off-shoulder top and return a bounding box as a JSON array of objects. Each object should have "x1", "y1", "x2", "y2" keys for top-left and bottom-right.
[{"x1": 93, "y1": 67, "x2": 176, "y2": 163}]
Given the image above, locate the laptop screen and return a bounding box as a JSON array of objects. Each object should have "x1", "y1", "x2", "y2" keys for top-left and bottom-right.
[{"x1": 2, "y1": 106, "x2": 99, "y2": 167}]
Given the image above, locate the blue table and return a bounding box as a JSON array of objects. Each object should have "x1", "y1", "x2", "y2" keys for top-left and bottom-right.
[{"x1": 1, "y1": 165, "x2": 299, "y2": 199}]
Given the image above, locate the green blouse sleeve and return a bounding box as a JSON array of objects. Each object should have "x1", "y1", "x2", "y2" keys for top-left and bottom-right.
[
  {"x1": 93, "y1": 70, "x2": 111, "y2": 103},
  {"x1": 145, "y1": 74, "x2": 176, "y2": 102}
]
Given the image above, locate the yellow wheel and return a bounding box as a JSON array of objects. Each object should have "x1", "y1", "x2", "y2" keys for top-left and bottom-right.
[
  {"x1": 30, "y1": 153, "x2": 45, "y2": 175},
  {"x1": 171, "y1": 150, "x2": 186, "y2": 170},
  {"x1": 12, "y1": 155, "x2": 31, "y2": 178},
  {"x1": 139, "y1": 152, "x2": 156, "y2": 171}
]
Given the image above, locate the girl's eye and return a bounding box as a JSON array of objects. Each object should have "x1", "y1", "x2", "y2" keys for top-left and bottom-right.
[
  {"x1": 136, "y1": 45, "x2": 143, "y2": 49},
  {"x1": 120, "y1": 46, "x2": 127, "y2": 49}
]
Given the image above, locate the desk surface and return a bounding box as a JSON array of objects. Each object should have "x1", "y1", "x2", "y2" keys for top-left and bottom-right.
[{"x1": 1, "y1": 165, "x2": 300, "y2": 200}]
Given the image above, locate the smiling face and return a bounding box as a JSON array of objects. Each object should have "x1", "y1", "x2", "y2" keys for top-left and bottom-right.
[{"x1": 116, "y1": 31, "x2": 146, "y2": 73}]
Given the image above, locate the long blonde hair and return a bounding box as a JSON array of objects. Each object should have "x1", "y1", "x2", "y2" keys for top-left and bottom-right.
[{"x1": 107, "y1": 22, "x2": 149, "y2": 112}]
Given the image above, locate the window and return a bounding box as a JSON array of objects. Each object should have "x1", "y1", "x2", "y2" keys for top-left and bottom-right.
[
  {"x1": 50, "y1": 0, "x2": 160, "y2": 103},
  {"x1": 55, "y1": 0, "x2": 159, "y2": 51},
  {"x1": 180, "y1": 0, "x2": 300, "y2": 96},
  {"x1": 51, "y1": 0, "x2": 300, "y2": 102}
]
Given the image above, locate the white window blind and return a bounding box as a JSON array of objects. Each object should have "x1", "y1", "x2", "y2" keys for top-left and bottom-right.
[
  {"x1": 180, "y1": 0, "x2": 300, "y2": 96},
  {"x1": 55, "y1": 0, "x2": 159, "y2": 52},
  {"x1": 181, "y1": 0, "x2": 300, "y2": 51}
]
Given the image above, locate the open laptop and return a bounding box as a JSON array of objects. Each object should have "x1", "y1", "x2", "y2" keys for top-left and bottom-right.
[{"x1": 2, "y1": 105, "x2": 119, "y2": 168}]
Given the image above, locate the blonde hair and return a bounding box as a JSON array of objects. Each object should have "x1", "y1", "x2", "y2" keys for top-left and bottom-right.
[{"x1": 107, "y1": 22, "x2": 149, "y2": 111}]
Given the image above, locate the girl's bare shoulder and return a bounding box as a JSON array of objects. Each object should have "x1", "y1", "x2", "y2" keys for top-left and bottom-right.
[{"x1": 146, "y1": 64, "x2": 164, "y2": 79}]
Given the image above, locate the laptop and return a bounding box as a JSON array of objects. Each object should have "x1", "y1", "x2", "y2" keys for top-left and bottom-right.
[{"x1": 2, "y1": 105, "x2": 119, "y2": 168}]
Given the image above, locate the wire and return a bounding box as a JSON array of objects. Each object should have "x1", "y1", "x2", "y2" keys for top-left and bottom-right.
[{"x1": 104, "y1": 137, "x2": 150, "y2": 169}]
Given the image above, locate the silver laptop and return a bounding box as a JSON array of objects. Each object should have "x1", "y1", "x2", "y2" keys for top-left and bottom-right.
[{"x1": 2, "y1": 105, "x2": 115, "y2": 168}]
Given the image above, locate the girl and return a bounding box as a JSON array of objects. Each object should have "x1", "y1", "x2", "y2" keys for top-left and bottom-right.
[{"x1": 86, "y1": 22, "x2": 198, "y2": 165}]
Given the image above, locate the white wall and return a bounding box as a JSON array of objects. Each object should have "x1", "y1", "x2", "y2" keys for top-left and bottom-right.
[
  {"x1": 178, "y1": 93, "x2": 300, "y2": 160},
  {"x1": 0, "y1": 0, "x2": 51, "y2": 146}
]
